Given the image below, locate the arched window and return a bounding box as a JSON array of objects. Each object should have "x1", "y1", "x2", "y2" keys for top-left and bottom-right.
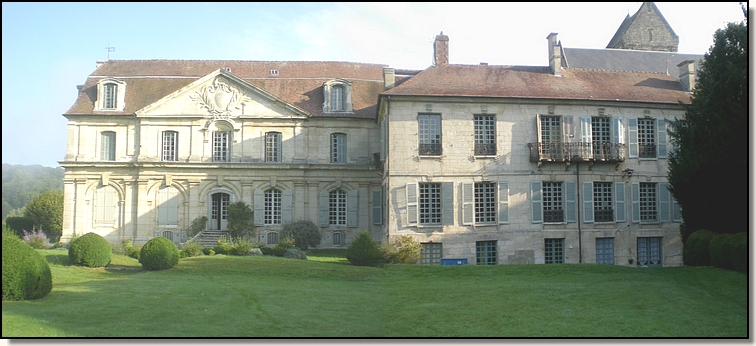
[
  {"x1": 323, "y1": 79, "x2": 352, "y2": 113},
  {"x1": 103, "y1": 83, "x2": 117, "y2": 109},
  {"x1": 331, "y1": 85, "x2": 345, "y2": 111},
  {"x1": 95, "y1": 78, "x2": 126, "y2": 111}
]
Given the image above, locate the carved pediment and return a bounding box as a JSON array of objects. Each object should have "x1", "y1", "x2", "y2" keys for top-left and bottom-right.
[{"x1": 189, "y1": 76, "x2": 253, "y2": 119}]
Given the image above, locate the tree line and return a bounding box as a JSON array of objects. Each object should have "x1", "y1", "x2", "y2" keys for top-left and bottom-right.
[{"x1": 2, "y1": 164, "x2": 64, "y2": 241}]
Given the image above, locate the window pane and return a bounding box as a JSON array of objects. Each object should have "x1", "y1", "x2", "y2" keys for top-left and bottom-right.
[
  {"x1": 476, "y1": 240, "x2": 497, "y2": 265},
  {"x1": 596, "y1": 238, "x2": 614, "y2": 264},
  {"x1": 418, "y1": 114, "x2": 442, "y2": 155},
  {"x1": 542, "y1": 182, "x2": 564, "y2": 223},
  {"x1": 474, "y1": 182, "x2": 496, "y2": 224},
  {"x1": 419, "y1": 183, "x2": 441, "y2": 224},
  {"x1": 329, "y1": 190, "x2": 347, "y2": 226},
  {"x1": 420, "y1": 243, "x2": 443, "y2": 264},
  {"x1": 331, "y1": 85, "x2": 344, "y2": 111},
  {"x1": 264, "y1": 189, "x2": 282, "y2": 225},
  {"x1": 266, "y1": 132, "x2": 281, "y2": 162},
  {"x1": 593, "y1": 182, "x2": 614, "y2": 222},
  {"x1": 545, "y1": 238, "x2": 564, "y2": 264},
  {"x1": 474, "y1": 115, "x2": 496, "y2": 155},
  {"x1": 638, "y1": 118, "x2": 656, "y2": 158},
  {"x1": 162, "y1": 131, "x2": 177, "y2": 161},
  {"x1": 331, "y1": 133, "x2": 346, "y2": 163},
  {"x1": 637, "y1": 237, "x2": 662, "y2": 266},
  {"x1": 639, "y1": 183, "x2": 657, "y2": 222},
  {"x1": 213, "y1": 131, "x2": 229, "y2": 162},
  {"x1": 101, "y1": 132, "x2": 115, "y2": 161},
  {"x1": 104, "y1": 84, "x2": 117, "y2": 109}
]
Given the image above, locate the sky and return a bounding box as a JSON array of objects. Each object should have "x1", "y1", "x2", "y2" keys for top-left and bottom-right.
[{"x1": 1, "y1": 2, "x2": 746, "y2": 168}]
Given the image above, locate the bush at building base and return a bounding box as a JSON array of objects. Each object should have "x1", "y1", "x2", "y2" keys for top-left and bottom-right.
[
  {"x1": 346, "y1": 231, "x2": 383, "y2": 267},
  {"x1": 139, "y1": 236, "x2": 180, "y2": 271},
  {"x1": 68, "y1": 232, "x2": 112, "y2": 267},
  {"x1": 2, "y1": 234, "x2": 53, "y2": 301},
  {"x1": 709, "y1": 232, "x2": 748, "y2": 273},
  {"x1": 683, "y1": 229, "x2": 717, "y2": 266},
  {"x1": 280, "y1": 220, "x2": 320, "y2": 250}
]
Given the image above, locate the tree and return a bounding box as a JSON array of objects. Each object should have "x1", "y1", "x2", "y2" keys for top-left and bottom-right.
[
  {"x1": 23, "y1": 190, "x2": 64, "y2": 242},
  {"x1": 227, "y1": 201, "x2": 255, "y2": 239},
  {"x1": 667, "y1": 9, "x2": 747, "y2": 246},
  {"x1": 280, "y1": 220, "x2": 321, "y2": 250}
]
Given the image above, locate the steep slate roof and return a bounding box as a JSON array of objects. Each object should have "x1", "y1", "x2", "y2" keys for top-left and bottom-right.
[
  {"x1": 65, "y1": 60, "x2": 388, "y2": 119},
  {"x1": 563, "y1": 47, "x2": 703, "y2": 74},
  {"x1": 382, "y1": 64, "x2": 692, "y2": 105},
  {"x1": 606, "y1": 2, "x2": 678, "y2": 49}
]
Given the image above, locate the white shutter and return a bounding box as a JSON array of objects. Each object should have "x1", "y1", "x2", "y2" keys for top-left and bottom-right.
[
  {"x1": 498, "y1": 182, "x2": 509, "y2": 224},
  {"x1": 461, "y1": 182, "x2": 474, "y2": 226},
  {"x1": 627, "y1": 118, "x2": 638, "y2": 158},
  {"x1": 347, "y1": 190, "x2": 358, "y2": 228},
  {"x1": 612, "y1": 117, "x2": 624, "y2": 144},
  {"x1": 531, "y1": 181, "x2": 543, "y2": 223},
  {"x1": 406, "y1": 183, "x2": 418, "y2": 226},
  {"x1": 564, "y1": 181, "x2": 576, "y2": 223},
  {"x1": 614, "y1": 182, "x2": 626, "y2": 222},
  {"x1": 657, "y1": 119, "x2": 668, "y2": 159},
  {"x1": 441, "y1": 182, "x2": 454, "y2": 226},
  {"x1": 583, "y1": 182, "x2": 594, "y2": 223},
  {"x1": 319, "y1": 190, "x2": 330, "y2": 227},
  {"x1": 580, "y1": 116, "x2": 593, "y2": 159},
  {"x1": 659, "y1": 183, "x2": 670, "y2": 222},
  {"x1": 631, "y1": 182, "x2": 640, "y2": 223}
]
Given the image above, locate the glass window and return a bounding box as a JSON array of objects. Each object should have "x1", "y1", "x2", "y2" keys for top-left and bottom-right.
[
  {"x1": 420, "y1": 242, "x2": 443, "y2": 265},
  {"x1": 474, "y1": 182, "x2": 497, "y2": 224},
  {"x1": 418, "y1": 114, "x2": 442, "y2": 155},
  {"x1": 419, "y1": 183, "x2": 441, "y2": 225},
  {"x1": 103, "y1": 83, "x2": 117, "y2": 109},
  {"x1": 265, "y1": 132, "x2": 282, "y2": 162},
  {"x1": 543, "y1": 182, "x2": 564, "y2": 223},
  {"x1": 637, "y1": 237, "x2": 662, "y2": 266},
  {"x1": 331, "y1": 85, "x2": 345, "y2": 111},
  {"x1": 476, "y1": 240, "x2": 497, "y2": 265},
  {"x1": 162, "y1": 131, "x2": 178, "y2": 162},
  {"x1": 331, "y1": 133, "x2": 346, "y2": 163},
  {"x1": 596, "y1": 238, "x2": 614, "y2": 264},
  {"x1": 100, "y1": 131, "x2": 116, "y2": 161},
  {"x1": 267, "y1": 231, "x2": 279, "y2": 246},
  {"x1": 593, "y1": 182, "x2": 614, "y2": 222},
  {"x1": 640, "y1": 182, "x2": 657, "y2": 222},
  {"x1": 264, "y1": 189, "x2": 282, "y2": 225},
  {"x1": 474, "y1": 115, "x2": 496, "y2": 155},
  {"x1": 638, "y1": 118, "x2": 656, "y2": 158},
  {"x1": 213, "y1": 131, "x2": 230, "y2": 162},
  {"x1": 329, "y1": 190, "x2": 347, "y2": 226},
  {"x1": 545, "y1": 238, "x2": 564, "y2": 264}
]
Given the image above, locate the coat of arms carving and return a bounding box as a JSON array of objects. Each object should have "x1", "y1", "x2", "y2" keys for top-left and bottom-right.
[{"x1": 190, "y1": 77, "x2": 252, "y2": 118}]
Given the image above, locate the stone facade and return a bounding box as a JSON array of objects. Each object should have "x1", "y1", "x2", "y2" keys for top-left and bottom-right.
[{"x1": 606, "y1": 2, "x2": 679, "y2": 52}]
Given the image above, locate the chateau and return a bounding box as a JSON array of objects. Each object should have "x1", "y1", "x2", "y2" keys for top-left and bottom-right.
[{"x1": 61, "y1": 3, "x2": 699, "y2": 266}]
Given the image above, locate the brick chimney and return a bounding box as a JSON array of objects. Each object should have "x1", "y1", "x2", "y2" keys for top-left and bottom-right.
[
  {"x1": 434, "y1": 31, "x2": 449, "y2": 66},
  {"x1": 383, "y1": 67, "x2": 395, "y2": 90},
  {"x1": 677, "y1": 59, "x2": 696, "y2": 91},
  {"x1": 547, "y1": 33, "x2": 562, "y2": 76}
]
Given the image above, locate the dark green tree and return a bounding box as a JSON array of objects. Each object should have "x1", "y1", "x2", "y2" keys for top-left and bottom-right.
[
  {"x1": 667, "y1": 8, "x2": 747, "y2": 246},
  {"x1": 227, "y1": 201, "x2": 255, "y2": 239},
  {"x1": 23, "y1": 190, "x2": 64, "y2": 242}
]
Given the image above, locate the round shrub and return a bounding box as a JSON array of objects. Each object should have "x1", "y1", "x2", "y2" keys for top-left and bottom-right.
[
  {"x1": 346, "y1": 231, "x2": 383, "y2": 267},
  {"x1": 68, "y1": 232, "x2": 112, "y2": 267},
  {"x1": 284, "y1": 248, "x2": 308, "y2": 260},
  {"x1": 139, "y1": 236, "x2": 180, "y2": 271},
  {"x1": 2, "y1": 234, "x2": 53, "y2": 301},
  {"x1": 684, "y1": 229, "x2": 717, "y2": 266},
  {"x1": 280, "y1": 220, "x2": 321, "y2": 250},
  {"x1": 181, "y1": 240, "x2": 204, "y2": 257}
]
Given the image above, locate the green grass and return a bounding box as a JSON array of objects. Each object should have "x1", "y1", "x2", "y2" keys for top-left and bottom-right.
[{"x1": 2, "y1": 249, "x2": 747, "y2": 337}]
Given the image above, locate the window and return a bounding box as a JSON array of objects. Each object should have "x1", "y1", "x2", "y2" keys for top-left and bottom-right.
[
  {"x1": 596, "y1": 238, "x2": 614, "y2": 264},
  {"x1": 96, "y1": 78, "x2": 126, "y2": 111},
  {"x1": 583, "y1": 182, "x2": 625, "y2": 224},
  {"x1": 331, "y1": 133, "x2": 346, "y2": 163},
  {"x1": 419, "y1": 183, "x2": 441, "y2": 225},
  {"x1": 474, "y1": 115, "x2": 496, "y2": 155},
  {"x1": 100, "y1": 131, "x2": 116, "y2": 161},
  {"x1": 476, "y1": 240, "x2": 497, "y2": 265},
  {"x1": 265, "y1": 132, "x2": 281, "y2": 162},
  {"x1": 332, "y1": 232, "x2": 342, "y2": 247},
  {"x1": 157, "y1": 186, "x2": 179, "y2": 226},
  {"x1": 474, "y1": 182, "x2": 497, "y2": 224},
  {"x1": 329, "y1": 190, "x2": 347, "y2": 226},
  {"x1": 540, "y1": 115, "x2": 562, "y2": 158},
  {"x1": 95, "y1": 185, "x2": 117, "y2": 225},
  {"x1": 632, "y1": 182, "x2": 677, "y2": 223},
  {"x1": 639, "y1": 182, "x2": 657, "y2": 222},
  {"x1": 323, "y1": 80, "x2": 352, "y2": 113},
  {"x1": 628, "y1": 117, "x2": 667, "y2": 159},
  {"x1": 545, "y1": 238, "x2": 564, "y2": 264},
  {"x1": 591, "y1": 117, "x2": 611, "y2": 159},
  {"x1": 462, "y1": 181, "x2": 509, "y2": 226},
  {"x1": 103, "y1": 83, "x2": 117, "y2": 109},
  {"x1": 264, "y1": 189, "x2": 282, "y2": 225},
  {"x1": 213, "y1": 131, "x2": 230, "y2": 162},
  {"x1": 593, "y1": 182, "x2": 614, "y2": 222},
  {"x1": 637, "y1": 237, "x2": 662, "y2": 266},
  {"x1": 418, "y1": 114, "x2": 442, "y2": 155},
  {"x1": 532, "y1": 181, "x2": 576, "y2": 224},
  {"x1": 638, "y1": 118, "x2": 656, "y2": 158},
  {"x1": 331, "y1": 85, "x2": 345, "y2": 111},
  {"x1": 162, "y1": 131, "x2": 178, "y2": 161},
  {"x1": 543, "y1": 182, "x2": 564, "y2": 223},
  {"x1": 420, "y1": 242, "x2": 443, "y2": 265},
  {"x1": 267, "y1": 231, "x2": 279, "y2": 246}
]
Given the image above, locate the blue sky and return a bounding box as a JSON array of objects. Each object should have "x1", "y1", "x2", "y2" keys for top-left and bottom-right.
[{"x1": 1, "y1": 2, "x2": 745, "y2": 168}]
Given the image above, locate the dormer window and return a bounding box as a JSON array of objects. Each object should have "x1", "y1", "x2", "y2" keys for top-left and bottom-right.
[
  {"x1": 95, "y1": 78, "x2": 126, "y2": 111},
  {"x1": 323, "y1": 79, "x2": 353, "y2": 113}
]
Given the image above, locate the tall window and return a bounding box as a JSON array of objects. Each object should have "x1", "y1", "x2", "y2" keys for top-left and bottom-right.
[
  {"x1": 637, "y1": 237, "x2": 662, "y2": 266},
  {"x1": 591, "y1": 117, "x2": 611, "y2": 159},
  {"x1": 593, "y1": 182, "x2": 613, "y2": 222},
  {"x1": 420, "y1": 242, "x2": 443, "y2": 265},
  {"x1": 264, "y1": 189, "x2": 282, "y2": 225},
  {"x1": 331, "y1": 133, "x2": 346, "y2": 163},
  {"x1": 331, "y1": 85, "x2": 345, "y2": 111},
  {"x1": 100, "y1": 131, "x2": 116, "y2": 161},
  {"x1": 419, "y1": 183, "x2": 442, "y2": 225},
  {"x1": 638, "y1": 118, "x2": 656, "y2": 158},
  {"x1": 545, "y1": 238, "x2": 564, "y2": 264},
  {"x1": 474, "y1": 115, "x2": 496, "y2": 155},
  {"x1": 640, "y1": 182, "x2": 657, "y2": 222},
  {"x1": 329, "y1": 190, "x2": 347, "y2": 226},
  {"x1": 162, "y1": 131, "x2": 178, "y2": 161},
  {"x1": 213, "y1": 131, "x2": 230, "y2": 162},
  {"x1": 157, "y1": 186, "x2": 179, "y2": 226},
  {"x1": 265, "y1": 132, "x2": 282, "y2": 162},
  {"x1": 540, "y1": 115, "x2": 562, "y2": 157},
  {"x1": 596, "y1": 238, "x2": 614, "y2": 264},
  {"x1": 474, "y1": 182, "x2": 497, "y2": 224},
  {"x1": 543, "y1": 182, "x2": 564, "y2": 223},
  {"x1": 418, "y1": 114, "x2": 442, "y2": 155},
  {"x1": 94, "y1": 185, "x2": 117, "y2": 225},
  {"x1": 103, "y1": 83, "x2": 117, "y2": 109},
  {"x1": 476, "y1": 240, "x2": 497, "y2": 265}
]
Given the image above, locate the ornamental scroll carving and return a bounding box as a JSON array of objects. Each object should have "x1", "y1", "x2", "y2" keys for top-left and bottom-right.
[{"x1": 190, "y1": 77, "x2": 252, "y2": 118}]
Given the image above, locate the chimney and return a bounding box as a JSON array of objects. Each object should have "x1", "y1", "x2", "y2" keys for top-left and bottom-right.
[
  {"x1": 677, "y1": 59, "x2": 696, "y2": 91},
  {"x1": 383, "y1": 68, "x2": 395, "y2": 90},
  {"x1": 547, "y1": 33, "x2": 562, "y2": 76},
  {"x1": 76, "y1": 85, "x2": 83, "y2": 91},
  {"x1": 433, "y1": 31, "x2": 449, "y2": 66}
]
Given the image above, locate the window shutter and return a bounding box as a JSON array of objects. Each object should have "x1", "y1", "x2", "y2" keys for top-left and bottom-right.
[
  {"x1": 583, "y1": 182, "x2": 594, "y2": 223},
  {"x1": 498, "y1": 181, "x2": 509, "y2": 224},
  {"x1": 564, "y1": 181, "x2": 576, "y2": 223},
  {"x1": 536, "y1": 114, "x2": 542, "y2": 145},
  {"x1": 630, "y1": 182, "x2": 640, "y2": 223},
  {"x1": 627, "y1": 118, "x2": 638, "y2": 158},
  {"x1": 614, "y1": 182, "x2": 626, "y2": 222},
  {"x1": 406, "y1": 183, "x2": 418, "y2": 226},
  {"x1": 612, "y1": 117, "x2": 624, "y2": 144},
  {"x1": 281, "y1": 189, "x2": 293, "y2": 224},
  {"x1": 562, "y1": 115, "x2": 574, "y2": 143},
  {"x1": 157, "y1": 188, "x2": 168, "y2": 225},
  {"x1": 253, "y1": 189, "x2": 264, "y2": 226},
  {"x1": 319, "y1": 190, "x2": 330, "y2": 227},
  {"x1": 657, "y1": 118, "x2": 668, "y2": 159},
  {"x1": 580, "y1": 116, "x2": 593, "y2": 159},
  {"x1": 672, "y1": 196, "x2": 682, "y2": 222},
  {"x1": 531, "y1": 181, "x2": 543, "y2": 223},
  {"x1": 442, "y1": 182, "x2": 454, "y2": 226},
  {"x1": 372, "y1": 189, "x2": 382, "y2": 225},
  {"x1": 347, "y1": 190, "x2": 358, "y2": 228},
  {"x1": 461, "y1": 182, "x2": 474, "y2": 226},
  {"x1": 659, "y1": 183, "x2": 670, "y2": 222}
]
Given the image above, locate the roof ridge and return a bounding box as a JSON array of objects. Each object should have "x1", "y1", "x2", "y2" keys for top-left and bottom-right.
[
  {"x1": 97, "y1": 59, "x2": 389, "y2": 66},
  {"x1": 568, "y1": 67, "x2": 666, "y2": 75}
]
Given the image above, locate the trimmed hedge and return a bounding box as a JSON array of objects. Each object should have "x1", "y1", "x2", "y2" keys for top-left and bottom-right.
[
  {"x1": 140, "y1": 237, "x2": 180, "y2": 271},
  {"x1": 2, "y1": 234, "x2": 53, "y2": 301},
  {"x1": 709, "y1": 232, "x2": 748, "y2": 273},
  {"x1": 346, "y1": 231, "x2": 383, "y2": 267},
  {"x1": 68, "y1": 232, "x2": 112, "y2": 267},
  {"x1": 684, "y1": 229, "x2": 717, "y2": 266}
]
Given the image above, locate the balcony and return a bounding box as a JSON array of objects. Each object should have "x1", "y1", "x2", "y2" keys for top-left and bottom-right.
[
  {"x1": 544, "y1": 209, "x2": 564, "y2": 223},
  {"x1": 474, "y1": 143, "x2": 497, "y2": 156},
  {"x1": 528, "y1": 142, "x2": 625, "y2": 163},
  {"x1": 419, "y1": 143, "x2": 442, "y2": 156}
]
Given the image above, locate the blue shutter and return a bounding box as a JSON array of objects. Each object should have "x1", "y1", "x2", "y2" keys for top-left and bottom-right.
[
  {"x1": 659, "y1": 183, "x2": 670, "y2": 222},
  {"x1": 442, "y1": 182, "x2": 454, "y2": 225},
  {"x1": 582, "y1": 182, "x2": 594, "y2": 223},
  {"x1": 531, "y1": 181, "x2": 543, "y2": 223},
  {"x1": 631, "y1": 182, "x2": 640, "y2": 223},
  {"x1": 461, "y1": 182, "x2": 474, "y2": 226},
  {"x1": 281, "y1": 189, "x2": 293, "y2": 224},
  {"x1": 253, "y1": 189, "x2": 264, "y2": 226},
  {"x1": 347, "y1": 190, "x2": 358, "y2": 228},
  {"x1": 319, "y1": 190, "x2": 330, "y2": 227},
  {"x1": 613, "y1": 117, "x2": 624, "y2": 160},
  {"x1": 498, "y1": 182, "x2": 509, "y2": 224},
  {"x1": 580, "y1": 116, "x2": 593, "y2": 159},
  {"x1": 657, "y1": 119, "x2": 668, "y2": 159},
  {"x1": 372, "y1": 189, "x2": 382, "y2": 225},
  {"x1": 406, "y1": 183, "x2": 418, "y2": 226},
  {"x1": 627, "y1": 118, "x2": 638, "y2": 159},
  {"x1": 614, "y1": 182, "x2": 626, "y2": 222},
  {"x1": 564, "y1": 181, "x2": 576, "y2": 223}
]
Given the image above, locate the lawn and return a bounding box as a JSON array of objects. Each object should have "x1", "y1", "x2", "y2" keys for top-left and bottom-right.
[{"x1": 1, "y1": 249, "x2": 747, "y2": 337}]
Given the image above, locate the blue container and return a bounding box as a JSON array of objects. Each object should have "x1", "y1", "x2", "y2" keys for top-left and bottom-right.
[{"x1": 440, "y1": 258, "x2": 468, "y2": 265}]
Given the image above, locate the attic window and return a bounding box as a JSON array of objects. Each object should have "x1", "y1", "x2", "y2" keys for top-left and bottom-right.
[
  {"x1": 95, "y1": 78, "x2": 127, "y2": 112},
  {"x1": 323, "y1": 79, "x2": 353, "y2": 113},
  {"x1": 270, "y1": 70, "x2": 279, "y2": 75},
  {"x1": 223, "y1": 67, "x2": 231, "y2": 72}
]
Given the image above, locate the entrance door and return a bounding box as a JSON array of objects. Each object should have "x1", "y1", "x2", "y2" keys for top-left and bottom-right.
[{"x1": 210, "y1": 193, "x2": 230, "y2": 230}]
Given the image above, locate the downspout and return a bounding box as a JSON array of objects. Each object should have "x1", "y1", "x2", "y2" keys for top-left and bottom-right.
[
  {"x1": 576, "y1": 161, "x2": 582, "y2": 263},
  {"x1": 385, "y1": 95, "x2": 391, "y2": 244}
]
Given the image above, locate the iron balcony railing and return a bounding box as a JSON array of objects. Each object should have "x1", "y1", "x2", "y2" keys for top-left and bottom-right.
[
  {"x1": 419, "y1": 143, "x2": 442, "y2": 156},
  {"x1": 474, "y1": 143, "x2": 497, "y2": 156},
  {"x1": 594, "y1": 209, "x2": 614, "y2": 223},
  {"x1": 543, "y1": 209, "x2": 564, "y2": 223},
  {"x1": 528, "y1": 141, "x2": 626, "y2": 163}
]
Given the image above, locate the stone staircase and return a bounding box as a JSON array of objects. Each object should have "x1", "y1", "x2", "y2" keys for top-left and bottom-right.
[{"x1": 191, "y1": 230, "x2": 229, "y2": 248}]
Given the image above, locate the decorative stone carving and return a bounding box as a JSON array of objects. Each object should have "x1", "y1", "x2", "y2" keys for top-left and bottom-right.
[{"x1": 190, "y1": 77, "x2": 252, "y2": 118}]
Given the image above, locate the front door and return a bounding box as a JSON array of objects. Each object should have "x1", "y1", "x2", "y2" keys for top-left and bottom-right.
[{"x1": 210, "y1": 193, "x2": 230, "y2": 230}]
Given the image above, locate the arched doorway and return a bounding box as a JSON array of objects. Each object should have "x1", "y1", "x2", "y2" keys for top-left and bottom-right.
[{"x1": 209, "y1": 192, "x2": 230, "y2": 230}]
